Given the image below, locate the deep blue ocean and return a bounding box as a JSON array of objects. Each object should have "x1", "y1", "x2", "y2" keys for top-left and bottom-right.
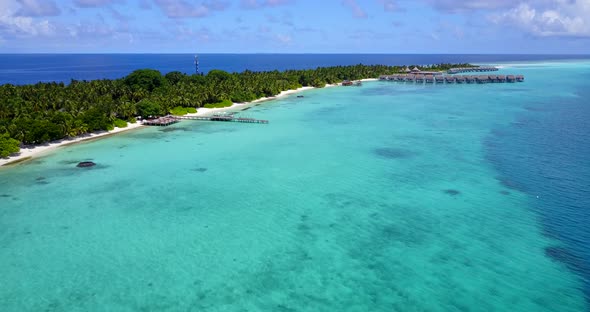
[
  {"x1": 0, "y1": 53, "x2": 588, "y2": 85},
  {"x1": 1, "y1": 54, "x2": 590, "y2": 310}
]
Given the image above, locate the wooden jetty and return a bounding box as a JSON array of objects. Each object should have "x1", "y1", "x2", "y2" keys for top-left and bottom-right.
[
  {"x1": 342, "y1": 80, "x2": 362, "y2": 86},
  {"x1": 379, "y1": 73, "x2": 524, "y2": 85},
  {"x1": 143, "y1": 116, "x2": 179, "y2": 126},
  {"x1": 143, "y1": 113, "x2": 269, "y2": 127},
  {"x1": 447, "y1": 66, "x2": 498, "y2": 74},
  {"x1": 175, "y1": 115, "x2": 269, "y2": 124}
]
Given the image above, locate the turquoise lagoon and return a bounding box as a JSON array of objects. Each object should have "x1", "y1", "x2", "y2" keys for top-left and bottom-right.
[{"x1": 1, "y1": 62, "x2": 589, "y2": 311}]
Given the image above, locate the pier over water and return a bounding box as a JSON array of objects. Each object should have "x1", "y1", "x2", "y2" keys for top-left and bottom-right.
[
  {"x1": 447, "y1": 66, "x2": 499, "y2": 74},
  {"x1": 143, "y1": 114, "x2": 269, "y2": 127},
  {"x1": 379, "y1": 74, "x2": 524, "y2": 84}
]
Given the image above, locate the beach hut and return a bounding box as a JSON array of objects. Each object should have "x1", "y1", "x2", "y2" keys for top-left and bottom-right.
[
  {"x1": 404, "y1": 67, "x2": 411, "y2": 73},
  {"x1": 342, "y1": 80, "x2": 353, "y2": 86},
  {"x1": 412, "y1": 66, "x2": 420, "y2": 73}
]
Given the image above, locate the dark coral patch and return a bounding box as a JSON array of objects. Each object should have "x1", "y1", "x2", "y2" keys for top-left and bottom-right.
[
  {"x1": 159, "y1": 127, "x2": 189, "y2": 133},
  {"x1": 0, "y1": 194, "x2": 10, "y2": 198},
  {"x1": 545, "y1": 246, "x2": 589, "y2": 276},
  {"x1": 496, "y1": 176, "x2": 526, "y2": 192},
  {"x1": 500, "y1": 190, "x2": 511, "y2": 195},
  {"x1": 192, "y1": 168, "x2": 208, "y2": 173},
  {"x1": 60, "y1": 160, "x2": 84, "y2": 165},
  {"x1": 76, "y1": 161, "x2": 96, "y2": 168},
  {"x1": 443, "y1": 189, "x2": 461, "y2": 196},
  {"x1": 374, "y1": 147, "x2": 416, "y2": 159}
]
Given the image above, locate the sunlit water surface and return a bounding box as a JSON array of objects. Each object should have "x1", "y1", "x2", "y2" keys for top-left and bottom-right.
[{"x1": 1, "y1": 61, "x2": 589, "y2": 311}]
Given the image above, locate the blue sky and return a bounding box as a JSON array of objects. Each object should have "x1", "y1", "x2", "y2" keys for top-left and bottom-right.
[{"x1": 1, "y1": 0, "x2": 589, "y2": 53}]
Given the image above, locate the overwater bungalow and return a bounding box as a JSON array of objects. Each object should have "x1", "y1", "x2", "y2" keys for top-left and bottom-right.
[
  {"x1": 444, "y1": 76, "x2": 456, "y2": 83},
  {"x1": 378, "y1": 73, "x2": 524, "y2": 86},
  {"x1": 144, "y1": 115, "x2": 179, "y2": 126},
  {"x1": 448, "y1": 66, "x2": 499, "y2": 74},
  {"x1": 476, "y1": 75, "x2": 489, "y2": 83}
]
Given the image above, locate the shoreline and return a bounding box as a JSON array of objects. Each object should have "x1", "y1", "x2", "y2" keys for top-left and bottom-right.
[
  {"x1": 0, "y1": 122, "x2": 144, "y2": 167},
  {"x1": 0, "y1": 79, "x2": 377, "y2": 168}
]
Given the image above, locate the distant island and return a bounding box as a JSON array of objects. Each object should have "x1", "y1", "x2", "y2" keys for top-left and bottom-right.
[{"x1": 0, "y1": 63, "x2": 475, "y2": 158}]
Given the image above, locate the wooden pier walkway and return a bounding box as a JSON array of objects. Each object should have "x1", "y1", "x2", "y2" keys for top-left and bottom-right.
[
  {"x1": 379, "y1": 74, "x2": 524, "y2": 84},
  {"x1": 144, "y1": 114, "x2": 269, "y2": 127},
  {"x1": 143, "y1": 116, "x2": 179, "y2": 126},
  {"x1": 447, "y1": 66, "x2": 499, "y2": 74},
  {"x1": 175, "y1": 115, "x2": 269, "y2": 124}
]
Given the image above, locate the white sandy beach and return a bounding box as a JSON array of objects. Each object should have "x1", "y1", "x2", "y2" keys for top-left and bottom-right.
[
  {"x1": 184, "y1": 86, "x2": 316, "y2": 117},
  {"x1": 0, "y1": 122, "x2": 144, "y2": 167},
  {"x1": 1, "y1": 81, "x2": 375, "y2": 167}
]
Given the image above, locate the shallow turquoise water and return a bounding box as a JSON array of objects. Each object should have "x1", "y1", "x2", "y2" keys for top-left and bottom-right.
[{"x1": 1, "y1": 63, "x2": 589, "y2": 311}]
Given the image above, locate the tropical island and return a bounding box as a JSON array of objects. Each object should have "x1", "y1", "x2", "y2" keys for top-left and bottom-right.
[{"x1": 0, "y1": 63, "x2": 475, "y2": 160}]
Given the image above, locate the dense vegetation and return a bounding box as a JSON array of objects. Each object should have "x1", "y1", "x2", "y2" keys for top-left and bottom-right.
[{"x1": 0, "y1": 63, "x2": 474, "y2": 157}]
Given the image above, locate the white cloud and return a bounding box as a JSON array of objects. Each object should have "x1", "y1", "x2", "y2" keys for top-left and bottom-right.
[
  {"x1": 342, "y1": 0, "x2": 367, "y2": 19},
  {"x1": 493, "y1": 1, "x2": 590, "y2": 37},
  {"x1": 424, "y1": 0, "x2": 517, "y2": 12},
  {"x1": 73, "y1": 0, "x2": 120, "y2": 8},
  {"x1": 240, "y1": 0, "x2": 292, "y2": 9},
  {"x1": 16, "y1": 0, "x2": 61, "y2": 16},
  {"x1": 378, "y1": 0, "x2": 398, "y2": 12},
  {"x1": 0, "y1": 12, "x2": 56, "y2": 37},
  {"x1": 154, "y1": 0, "x2": 229, "y2": 18},
  {"x1": 276, "y1": 33, "x2": 291, "y2": 44}
]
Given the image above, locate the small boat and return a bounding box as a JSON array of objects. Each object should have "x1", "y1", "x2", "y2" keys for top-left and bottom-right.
[{"x1": 297, "y1": 95, "x2": 304, "y2": 98}]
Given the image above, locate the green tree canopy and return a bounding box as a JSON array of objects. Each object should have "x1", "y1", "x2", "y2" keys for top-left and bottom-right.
[
  {"x1": 165, "y1": 71, "x2": 187, "y2": 85},
  {"x1": 206, "y1": 69, "x2": 232, "y2": 82},
  {"x1": 124, "y1": 69, "x2": 167, "y2": 92},
  {"x1": 0, "y1": 63, "x2": 476, "y2": 147},
  {"x1": 136, "y1": 99, "x2": 162, "y2": 117},
  {"x1": 0, "y1": 132, "x2": 20, "y2": 158}
]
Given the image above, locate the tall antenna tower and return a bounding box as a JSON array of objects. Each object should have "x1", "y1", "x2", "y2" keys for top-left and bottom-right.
[{"x1": 194, "y1": 55, "x2": 199, "y2": 75}]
